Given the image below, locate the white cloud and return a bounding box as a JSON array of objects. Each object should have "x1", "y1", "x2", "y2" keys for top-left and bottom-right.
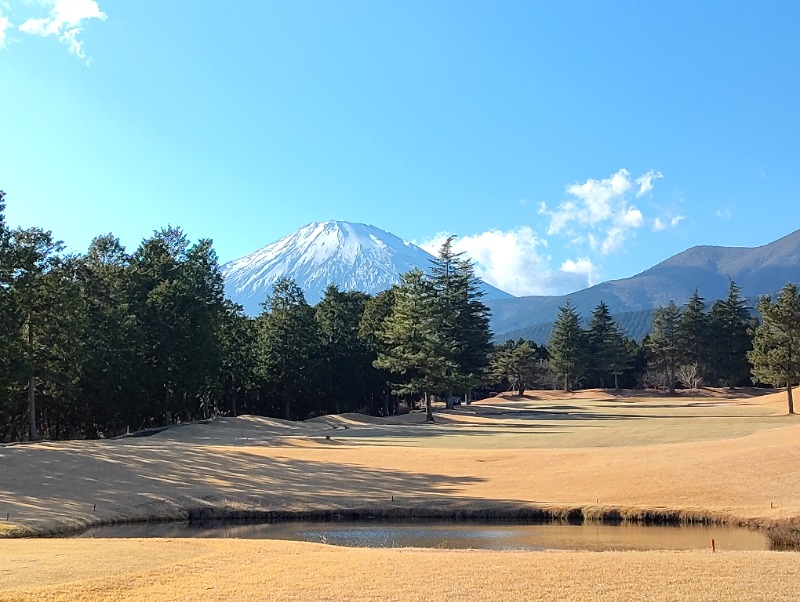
[
  {"x1": 652, "y1": 214, "x2": 684, "y2": 231},
  {"x1": 0, "y1": 7, "x2": 11, "y2": 49},
  {"x1": 560, "y1": 257, "x2": 600, "y2": 284},
  {"x1": 617, "y1": 205, "x2": 643, "y2": 229},
  {"x1": 18, "y1": 0, "x2": 106, "y2": 59},
  {"x1": 599, "y1": 227, "x2": 624, "y2": 254},
  {"x1": 548, "y1": 168, "x2": 632, "y2": 234},
  {"x1": 715, "y1": 208, "x2": 732, "y2": 220},
  {"x1": 417, "y1": 168, "x2": 677, "y2": 296},
  {"x1": 635, "y1": 169, "x2": 663, "y2": 197},
  {"x1": 540, "y1": 168, "x2": 657, "y2": 256},
  {"x1": 419, "y1": 227, "x2": 597, "y2": 297}
]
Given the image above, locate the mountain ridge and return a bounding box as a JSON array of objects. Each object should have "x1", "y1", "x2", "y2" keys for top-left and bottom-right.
[
  {"x1": 222, "y1": 220, "x2": 512, "y2": 314},
  {"x1": 488, "y1": 228, "x2": 800, "y2": 339},
  {"x1": 222, "y1": 221, "x2": 800, "y2": 337}
]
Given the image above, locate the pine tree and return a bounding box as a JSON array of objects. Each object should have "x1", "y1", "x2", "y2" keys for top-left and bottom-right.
[
  {"x1": 374, "y1": 269, "x2": 457, "y2": 421},
  {"x1": 708, "y1": 280, "x2": 753, "y2": 389},
  {"x1": 359, "y1": 288, "x2": 398, "y2": 416},
  {"x1": 748, "y1": 283, "x2": 800, "y2": 414},
  {"x1": 128, "y1": 227, "x2": 227, "y2": 424},
  {"x1": 9, "y1": 227, "x2": 65, "y2": 440},
  {"x1": 677, "y1": 289, "x2": 709, "y2": 375},
  {"x1": 612, "y1": 336, "x2": 642, "y2": 390},
  {"x1": 316, "y1": 285, "x2": 371, "y2": 414},
  {"x1": 0, "y1": 192, "x2": 25, "y2": 438},
  {"x1": 490, "y1": 339, "x2": 543, "y2": 395},
  {"x1": 218, "y1": 300, "x2": 258, "y2": 418},
  {"x1": 256, "y1": 277, "x2": 323, "y2": 420},
  {"x1": 77, "y1": 234, "x2": 143, "y2": 434},
  {"x1": 128, "y1": 229, "x2": 186, "y2": 424},
  {"x1": 429, "y1": 237, "x2": 492, "y2": 406},
  {"x1": 38, "y1": 255, "x2": 88, "y2": 438},
  {"x1": 586, "y1": 301, "x2": 629, "y2": 389},
  {"x1": 182, "y1": 238, "x2": 226, "y2": 418},
  {"x1": 548, "y1": 300, "x2": 587, "y2": 392},
  {"x1": 647, "y1": 301, "x2": 682, "y2": 393}
]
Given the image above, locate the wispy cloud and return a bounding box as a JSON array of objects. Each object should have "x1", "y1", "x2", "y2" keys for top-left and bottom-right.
[
  {"x1": 0, "y1": 5, "x2": 11, "y2": 49},
  {"x1": 540, "y1": 168, "x2": 658, "y2": 257},
  {"x1": 419, "y1": 227, "x2": 599, "y2": 297},
  {"x1": 652, "y1": 214, "x2": 684, "y2": 231},
  {"x1": 545, "y1": 169, "x2": 632, "y2": 235},
  {"x1": 635, "y1": 169, "x2": 663, "y2": 197},
  {"x1": 715, "y1": 208, "x2": 732, "y2": 220},
  {"x1": 18, "y1": 0, "x2": 106, "y2": 60}
]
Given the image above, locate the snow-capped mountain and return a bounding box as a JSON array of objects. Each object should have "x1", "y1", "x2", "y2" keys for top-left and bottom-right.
[{"x1": 222, "y1": 221, "x2": 512, "y2": 315}]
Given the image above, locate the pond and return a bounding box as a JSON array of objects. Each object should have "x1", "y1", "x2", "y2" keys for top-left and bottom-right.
[{"x1": 75, "y1": 519, "x2": 772, "y2": 551}]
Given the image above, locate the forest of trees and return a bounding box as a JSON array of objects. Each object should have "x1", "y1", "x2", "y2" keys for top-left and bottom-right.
[
  {"x1": 0, "y1": 200, "x2": 494, "y2": 440},
  {"x1": 1, "y1": 190, "x2": 797, "y2": 441}
]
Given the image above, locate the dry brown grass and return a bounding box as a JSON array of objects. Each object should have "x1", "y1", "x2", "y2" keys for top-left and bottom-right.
[
  {"x1": 1, "y1": 387, "x2": 799, "y2": 600},
  {"x1": 1, "y1": 539, "x2": 799, "y2": 602}
]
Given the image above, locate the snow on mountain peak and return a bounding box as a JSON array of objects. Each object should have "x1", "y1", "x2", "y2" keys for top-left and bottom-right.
[{"x1": 222, "y1": 220, "x2": 512, "y2": 315}]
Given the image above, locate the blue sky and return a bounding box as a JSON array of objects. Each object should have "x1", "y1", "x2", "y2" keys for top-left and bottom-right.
[{"x1": 2, "y1": 1, "x2": 798, "y2": 296}]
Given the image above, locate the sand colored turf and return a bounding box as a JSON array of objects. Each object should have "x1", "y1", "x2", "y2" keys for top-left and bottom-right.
[
  {"x1": 1, "y1": 539, "x2": 800, "y2": 602},
  {"x1": 1, "y1": 388, "x2": 799, "y2": 600}
]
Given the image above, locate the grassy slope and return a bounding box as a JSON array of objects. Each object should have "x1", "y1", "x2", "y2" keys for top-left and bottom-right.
[{"x1": 1, "y1": 388, "x2": 799, "y2": 600}]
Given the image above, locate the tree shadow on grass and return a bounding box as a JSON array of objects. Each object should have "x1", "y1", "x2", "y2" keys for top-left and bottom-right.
[{"x1": 0, "y1": 440, "x2": 493, "y2": 532}]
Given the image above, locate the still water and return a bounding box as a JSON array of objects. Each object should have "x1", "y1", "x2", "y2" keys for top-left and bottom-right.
[{"x1": 75, "y1": 520, "x2": 771, "y2": 551}]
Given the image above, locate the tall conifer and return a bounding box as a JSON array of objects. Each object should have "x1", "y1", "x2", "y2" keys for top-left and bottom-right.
[
  {"x1": 548, "y1": 300, "x2": 587, "y2": 392},
  {"x1": 749, "y1": 283, "x2": 800, "y2": 414}
]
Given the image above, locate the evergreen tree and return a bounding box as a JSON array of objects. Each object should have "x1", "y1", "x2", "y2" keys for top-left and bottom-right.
[
  {"x1": 708, "y1": 280, "x2": 753, "y2": 389},
  {"x1": 0, "y1": 192, "x2": 25, "y2": 438},
  {"x1": 748, "y1": 283, "x2": 800, "y2": 414},
  {"x1": 647, "y1": 301, "x2": 682, "y2": 393},
  {"x1": 77, "y1": 234, "x2": 144, "y2": 434},
  {"x1": 182, "y1": 238, "x2": 226, "y2": 418},
  {"x1": 316, "y1": 285, "x2": 371, "y2": 414},
  {"x1": 548, "y1": 300, "x2": 587, "y2": 392},
  {"x1": 128, "y1": 229, "x2": 185, "y2": 424},
  {"x1": 9, "y1": 227, "x2": 65, "y2": 440},
  {"x1": 36, "y1": 254, "x2": 88, "y2": 438},
  {"x1": 128, "y1": 227, "x2": 226, "y2": 424},
  {"x1": 429, "y1": 237, "x2": 492, "y2": 406},
  {"x1": 256, "y1": 277, "x2": 322, "y2": 420},
  {"x1": 614, "y1": 336, "x2": 643, "y2": 390},
  {"x1": 359, "y1": 287, "x2": 398, "y2": 416},
  {"x1": 586, "y1": 301, "x2": 628, "y2": 389},
  {"x1": 490, "y1": 339, "x2": 543, "y2": 395},
  {"x1": 374, "y1": 269, "x2": 457, "y2": 421},
  {"x1": 677, "y1": 289, "x2": 709, "y2": 374},
  {"x1": 218, "y1": 300, "x2": 258, "y2": 418}
]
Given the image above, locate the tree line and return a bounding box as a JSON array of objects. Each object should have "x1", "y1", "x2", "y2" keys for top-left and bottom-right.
[
  {"x1": 0, "y1": 195, "x2": 493, "y2": 440},
  {"x1": 492, "y1": 280, "x2": 800, "y2": 414},
  {"x1": 2, "y1": 189, "x2": 798, "y2": 441}
]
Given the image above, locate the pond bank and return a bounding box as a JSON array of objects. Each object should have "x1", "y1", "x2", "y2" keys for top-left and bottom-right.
[{"x1": 3, "y1": 500, "x2": 798, "y2": 549}]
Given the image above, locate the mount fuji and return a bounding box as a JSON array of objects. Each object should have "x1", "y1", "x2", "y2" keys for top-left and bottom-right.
[{"x1": 221, "y1": 221, "x2": 513, "y2": 315}]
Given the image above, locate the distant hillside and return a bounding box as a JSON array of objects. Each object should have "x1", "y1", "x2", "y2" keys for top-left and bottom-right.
[
  {"x1": 497, "y1": 308, "x2": 657, "y2": 344},
  {"x1": 489, "y1": 229, "x2": 800, "y2": 341}
]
